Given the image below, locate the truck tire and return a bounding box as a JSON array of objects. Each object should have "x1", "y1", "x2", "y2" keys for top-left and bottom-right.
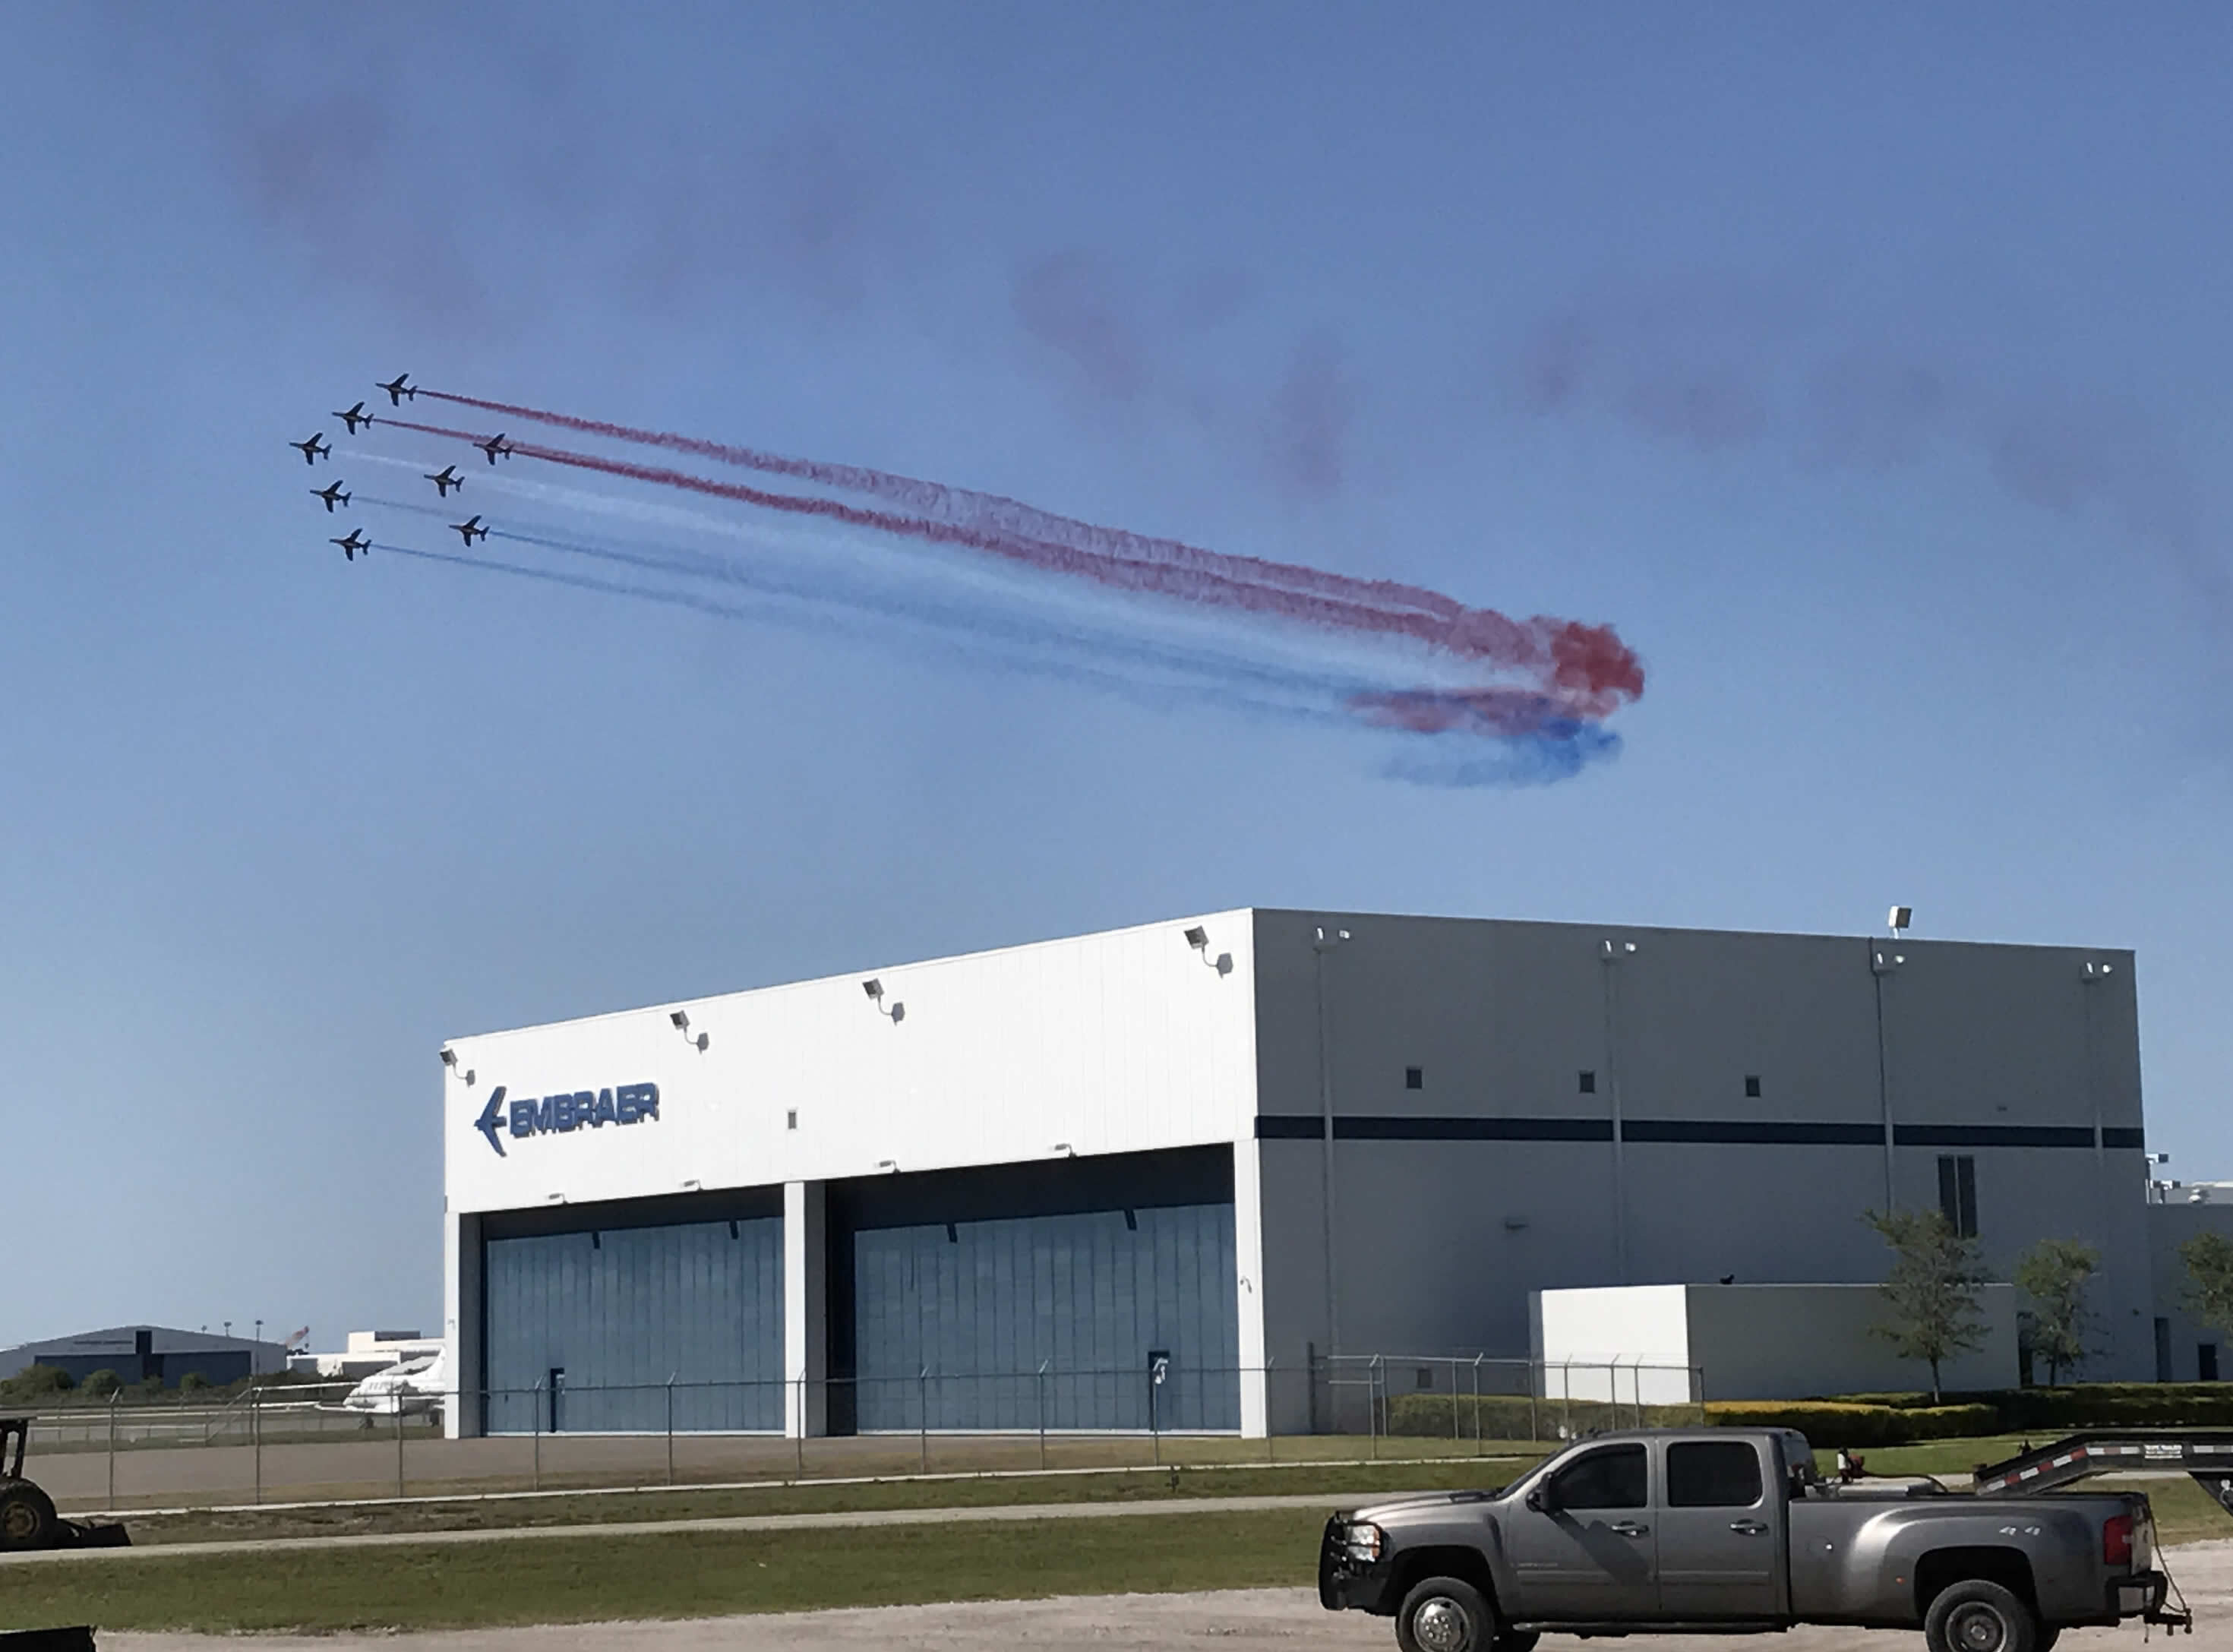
[
  {"x1": 1398, "y1": 1575, "x2": 1496, "y2": 1652},
  {"x1": 1925, "y1": 1579, "x2": 2039, "y2": 1652},
  {"x1": 0, "y1": 1479, "x2": 58, "y2": 1551}
]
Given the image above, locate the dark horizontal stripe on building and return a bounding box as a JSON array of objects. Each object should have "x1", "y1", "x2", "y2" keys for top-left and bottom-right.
[
  {"x1": 1893, "y1": 1123, "x2": 2096, "y2": 1148},
  {"x1": 1257, "y1": 1116, "x2": 2117, "y2": 1148},
  {"x1": 2104, "y1": 1127, "x2": 2146, "y2": 1150},
  {"x1": 1622, "y1": 1119, "x2": 1884, "y2": 1146}
]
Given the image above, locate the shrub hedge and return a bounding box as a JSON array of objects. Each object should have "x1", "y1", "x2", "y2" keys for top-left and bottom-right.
[{"x1": 1704, "y1": 1400, "x2": 1998, "y2": 1448}]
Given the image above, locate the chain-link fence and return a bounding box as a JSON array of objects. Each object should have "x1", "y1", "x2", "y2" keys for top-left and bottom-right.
[{"x1": 6, "y1": 1354, "x2": 1701, "y2": 1512}]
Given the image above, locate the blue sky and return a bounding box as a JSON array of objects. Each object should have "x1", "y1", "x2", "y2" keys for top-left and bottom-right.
[{"x1": 4, "y1": 3, "x2": 2228, "y2": 1346}]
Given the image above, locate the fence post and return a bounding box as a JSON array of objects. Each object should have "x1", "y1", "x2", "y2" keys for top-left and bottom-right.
[
  {"x1": 794, "y1": 1379, "x2": 804, "y2": 1477},
  {"x1": 1527, "y1": 1358, "x2": 1538, "y2": 1443},
  {"x1": 918, "y1": 1368, "x2": 928, "y2": 1475},
  {"x1": 665, "y1": 1376, "x2": 675, "y2": 1486},
  {"x1": 252, "y1": 1379, "x2": 262, "y2": 1505},
  {"x1": 394, "y1": 1387, "x2": 406, "y2": 1499},
  {"x1": 1036, "y1": 1361, "x2": 1048, "y2": 1470},
  {"x1": 1265, "y1": 1358, "x2": 1275, "y2": 1464},
  {"x1": 1369, "y1": 1356, "x2": 1381, "y2": 1460},
  {"x1": 1471, "y1": 1355, "x2": 1483, "y2": 1455},
  {"x1": 1560, "y1": 1362, "x2": 1571, "y2": 1441},
  {"x1": 107, "y1": 1392, "x2": 118, "y2": 1508},
  {"x1": 532, "y1": 1382, "x2": 542, "y2": 1493}
]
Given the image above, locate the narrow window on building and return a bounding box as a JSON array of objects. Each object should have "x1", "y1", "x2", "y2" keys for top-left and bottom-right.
[
  {"x1": 1416, "y1": 1366, "x2": 1434, "y2": 1390},
  {"x1": 786, "y1": 1109, "x2": 798, "y2": 1131},
  {"x1": 2202, "y1": 1343, "x2": 2221, "y2": 1382},
  {"x1": 1405, "y1": 1066, "x2": 1424, "y2": 1090},
  {"x1": 1124, "y1": 1208, "x2": 1139, "y2": 1231},
  {"x1": 2156, "y1": 1317, "x2": 2174, "y2": 1382},
  {"x1": 1937, "y1": 1155, "x2": 1979, "y2": 1237},
  {"x1": 1578, "y1": 1070, "x2": 1597, "y2": 1094},
  {"x1": 945, "y1": 1222, "x2": 959, "y2": 1244},
  {"x1": 1744, "y1": 1075, "x2": 1762, "y2": 1098}
]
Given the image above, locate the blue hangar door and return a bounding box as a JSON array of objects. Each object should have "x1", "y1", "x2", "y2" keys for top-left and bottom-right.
[
  {"x1": 831, "y1": 1146, "x2": 1240, "y2": 1433},
  {"x1": 481, "y1": 1190, "x2": 784, "y2": 1433}
]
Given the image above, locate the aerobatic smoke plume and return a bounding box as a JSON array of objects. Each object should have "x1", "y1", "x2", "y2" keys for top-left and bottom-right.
[{"x1": 333, "y1": 388, "x2": 1645, "y2": 785}]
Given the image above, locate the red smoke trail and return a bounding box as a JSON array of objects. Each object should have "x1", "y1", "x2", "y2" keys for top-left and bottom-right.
[
  {"x1": 422, "y1": 388, "x2": 1464, "y2": 620},
  {"x1": 382, "y1": 415, "x2": 1641, "y2": 703}
]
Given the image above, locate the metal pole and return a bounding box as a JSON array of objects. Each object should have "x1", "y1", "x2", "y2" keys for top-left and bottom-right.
[
  {"x1": 1472, "y1": 1355, "x2": 1483, "y2": 1454},
  {"x1": 794, "y1": 1379, "x2": 804, "y2": 1477},
  {"x1": 532, "y1": 1382, "x2": 542, "y2": 1493},
  {"x1": 252, "y1": 1379, "x2": 262, "y2": 1505},
  {"x1": 1528, "y1": 1358, "x2": 1539, "y2": 1442},
  {"x1": 395, "y1": 1386, "x2": 406, "y2": 1499},
  {"x1": 1265, "y1": 1358, "x2": 1275, "y2": 1464},
  {"x1": 107, "y1": 1393, "x2": 117, "y2": 1507},
  {"x1": 1561, "y1": 1362, "x2": 1571, "y2": 1440},
  {"x1": 1037, "y1": 1361, "x2": 1048, "y2": 1470},
  {"x1": 665, "y1": 1376, "x2": 675, "y2": 1486},
  {"x1": 1369, "y1": 1356, "x2": 1381, "y2": 1459},
  {"x1": 1451, "y1": 1358, "x2": 1461, "y2": 1446},
  {"x1": 918, "y1": 1369, "x2": 929, "y2": 1475}
]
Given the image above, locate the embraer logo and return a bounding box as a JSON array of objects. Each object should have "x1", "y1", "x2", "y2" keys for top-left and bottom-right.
[{"x1": 473, "y1": 1083, "x2": 662, "y2": 1157}]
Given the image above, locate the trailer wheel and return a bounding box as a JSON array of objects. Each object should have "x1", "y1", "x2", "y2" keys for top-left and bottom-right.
[
  {"x1": 1398, "y1": 1575, "x2": 1496, "y2": 1652},
  {"x1": 1925, "y1": 1579, "x2": 2039, "y2": 1652},
  {"x1": 0, "y1": 1479, "x2": 58, "y2": 1550}
]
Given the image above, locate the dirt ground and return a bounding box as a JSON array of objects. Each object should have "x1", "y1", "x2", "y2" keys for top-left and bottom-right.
[{"x1": 103, "y1": 1539, "x2": 2233, "y2": 1652}]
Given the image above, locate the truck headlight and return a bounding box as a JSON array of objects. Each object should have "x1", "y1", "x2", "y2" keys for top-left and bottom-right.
[{"x1": 1344, "y1": 1522, "x2": 1385, "y2": 1563}]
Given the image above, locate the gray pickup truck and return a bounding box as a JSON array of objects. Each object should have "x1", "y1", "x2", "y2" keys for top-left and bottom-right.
[{"x1": 1320, "y1": 1427, "x2": 2184, "y2": 1652}]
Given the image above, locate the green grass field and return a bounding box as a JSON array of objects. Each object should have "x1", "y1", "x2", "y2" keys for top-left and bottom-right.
[{"x1": 0, "y1": 1507, "x2": 1328, "y2": 1634}]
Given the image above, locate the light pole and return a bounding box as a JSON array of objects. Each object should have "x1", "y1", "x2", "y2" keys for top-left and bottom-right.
[{"x1": 1313, "y1": 924, "x2": 1350, "y2": 1355}]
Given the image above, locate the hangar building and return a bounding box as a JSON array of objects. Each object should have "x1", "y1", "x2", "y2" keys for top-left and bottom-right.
[{"x1": 441, "y1": 908, "x2": 2152, "y2": 1439}]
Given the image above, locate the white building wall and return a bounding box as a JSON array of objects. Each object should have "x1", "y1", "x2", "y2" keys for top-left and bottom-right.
[{"x1": 442, "y1": 908, "x2": 1259, "y2": 1215}]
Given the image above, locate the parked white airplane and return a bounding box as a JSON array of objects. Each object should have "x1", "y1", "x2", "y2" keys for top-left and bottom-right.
[{"x1": 336, "y1": 1344, "x2": 450, "y2": 1420}]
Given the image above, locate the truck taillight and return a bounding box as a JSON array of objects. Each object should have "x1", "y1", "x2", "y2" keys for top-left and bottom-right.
[{"x1": 2103, "y1": 1512, "x2": 2134, "y2": 1567}]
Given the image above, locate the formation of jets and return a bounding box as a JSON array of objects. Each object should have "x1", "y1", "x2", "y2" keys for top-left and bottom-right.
[{"x1": 297, "y1": 374, "x2": 511, "y2": 563}]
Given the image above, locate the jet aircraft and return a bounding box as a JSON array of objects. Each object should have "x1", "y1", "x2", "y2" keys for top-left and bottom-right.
[
  {"x1": 331, "y1": 529, "x2": 371, "y2": 561},
  {"x1": 450, "y1": 515, "x2": 489, "y2": 546},
  {"x1": 478, "y1": 432, "x2": 513, "y2": 464},
  {"x1": 291, "y1": 433, "x2": 331, "y2": 465},
  {"x1": 377, "y1": 373, "x2": 416, "y2": 406},
  {"x1": 332, "y1": 401, "x2": 374, "y2": 434},
  {"x1": 311, "y1": 480, "x2": 352, "y2": 512},
  {"x1": 425, "y1": 464, "x2": 463, "y2": 497}
]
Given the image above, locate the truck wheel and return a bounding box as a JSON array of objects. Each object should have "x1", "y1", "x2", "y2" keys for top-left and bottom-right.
[
  {"x1": 1925, "y1": 1580, "x2": 2039, "y2": 1652},
  {"x1": 0, "y1": 1480, "x2": 58, "y2": 1550},
  {"x1": 1398, "y1": 1576, "x2": 1496, "y2": 1652}
]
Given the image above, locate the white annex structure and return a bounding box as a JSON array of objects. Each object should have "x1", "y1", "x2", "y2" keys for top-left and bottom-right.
[
  {"x1": 440, "y1": 909, "x2": 2156, "y2": 1440},
  {"x1": 1531, "y1": 1284, "x2": 2022, "y2": 1404}
]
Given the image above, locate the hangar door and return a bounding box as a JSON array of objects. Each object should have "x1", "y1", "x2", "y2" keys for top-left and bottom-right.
[
  {"x1": 836, "y1": 1148, "x2": 1240, "y2": 1432},
  {"x1": 482, "y1": 1199, "x2": 783, "y2": 1433}
]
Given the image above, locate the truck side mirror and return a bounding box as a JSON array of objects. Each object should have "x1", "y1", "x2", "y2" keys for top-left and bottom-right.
[{"x1": 1527, "y1": 1486, "x2": 1554, "y2": 1513}]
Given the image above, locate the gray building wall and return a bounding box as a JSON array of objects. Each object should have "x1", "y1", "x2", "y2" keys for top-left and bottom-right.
[
  {"x1": 1250, "y1": 910, "x2": 2154, "y2": 1385},
  {"x1": 2149, "y1": 1201, "x2": 2233, "y2": 1382}
]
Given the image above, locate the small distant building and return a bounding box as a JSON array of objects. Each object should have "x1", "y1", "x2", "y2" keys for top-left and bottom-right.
[
  {"x1": 0, "y1": 1325, "x2": 290, "y2": 1387},
  {"x1": 289, "y1": 1329, "x2": 445, "y2": 1379}
]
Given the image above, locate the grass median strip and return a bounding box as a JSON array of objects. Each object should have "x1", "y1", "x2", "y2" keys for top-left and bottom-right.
[{"x1": 0, "y1": 1506, "x2": 1328, "y2": 1634}]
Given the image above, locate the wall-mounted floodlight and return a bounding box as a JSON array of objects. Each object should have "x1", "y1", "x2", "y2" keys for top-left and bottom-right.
[
  {"x1": 2153, "y1": 1153, "x2": 2172, "y2": 1165},
  {"x1": 876, "y1": 1158, "x2": 899, "y2": 1173},
  {"x1": 1313, "y1": 925, "x2": 1350, "y2": 952},
  {"x1": 668, "y1": 1009, "x2": 708, "y2": 1051},
  {"x1": 1052, "y1": 1142, "x2": 1075, "y2": 1157},
  {"x1": 863, "y1": 978, "x2": 904, "y2": 1021},
  {"x1": 1183, "y1": 924, "x2": 1233, "y2": 975},
  {"x1": 440, "y1": 1047, "x2": 458, "y2": 1068},
  {"x1": 1184, "y1": 926, "x2": 1208, "y2": 950},
  {"x1": 1888, "y1": 905, "x2": 1913, "y2": 936}
]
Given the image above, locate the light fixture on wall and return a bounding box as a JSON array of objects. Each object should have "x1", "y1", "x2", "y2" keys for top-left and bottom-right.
[
  {"x1": 1183, "y1": 925, "x2": 1233, "y2": 975},
  {"x1": 1887, "y1": 905, "x2": 1913, "y2": 937},
  {"x1": 669, "y1": 1009, "x2": 709, "y2": 1051},
  {"x1": 876, "y1": 1158, "x2": 899, "y2": 1173},
  {"x1": 1051, "y1": 1142, "x2": 1075, "y2": 1157},
  {"x1": 438, "y1": 1047, "x2": 475, "y2": 1085},
  {"x1": 862, "y1": 978, "x2": 904, "y2": 1022}
]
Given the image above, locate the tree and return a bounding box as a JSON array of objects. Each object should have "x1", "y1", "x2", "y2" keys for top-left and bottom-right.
[
  {"x1": 2013, "y1": 1238, "x2": 2099, "y2": 1385},
  {"x1": 1866, "y1": 1207, "x2": 1988, "y2": 1402},
  {"x1": 2181, "y1": 1231, "x2": 2233, "y2": 1359},
  {"x1": 77, "y1": 1369, "x2": 122, "y2": 1399},
  {"x1": 178, "y1": 1371, "x2": 211, "y2": 1393}
]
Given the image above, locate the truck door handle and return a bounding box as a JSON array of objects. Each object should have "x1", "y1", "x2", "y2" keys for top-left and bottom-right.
[
  {"x1": 1609, "y1": 1521, "x2": 1650, "y2": 1537},
  {"x1": 1729, "y1": 1520, "x2": 1769, "y2": 1535}
]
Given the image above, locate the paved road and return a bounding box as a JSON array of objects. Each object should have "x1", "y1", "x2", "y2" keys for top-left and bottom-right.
[
  {"x1": 0, "y1": 1491, "x2": 1340, "y2": 1565},
  {"x1": 99, "y1": 1540, "x2": 2233, "y2": 1650}
]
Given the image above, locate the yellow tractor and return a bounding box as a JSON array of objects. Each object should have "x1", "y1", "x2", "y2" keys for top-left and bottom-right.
[{"x1": 0, "y1": 1417, "x2": 127, "y2": 1550}]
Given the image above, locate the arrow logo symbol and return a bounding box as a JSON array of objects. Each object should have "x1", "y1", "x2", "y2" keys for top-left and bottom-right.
[{"x1": 476, "y1": 1086, "x2": 508, "y2": 1157}]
